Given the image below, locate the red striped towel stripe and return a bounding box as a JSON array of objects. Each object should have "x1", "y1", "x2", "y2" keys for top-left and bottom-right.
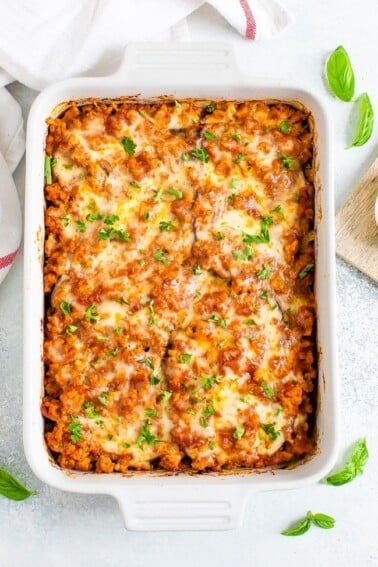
[
  {"x1": 239, "y1": 0, "x2": 256, "y2": 40},
  {"x1": 0, "y1": 249, "x2": 18, "y2": 269}
]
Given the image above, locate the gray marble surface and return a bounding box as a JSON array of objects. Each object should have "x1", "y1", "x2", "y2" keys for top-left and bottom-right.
[{"x1": 1, "y1": 2, "x2": 377, "y2": 565}]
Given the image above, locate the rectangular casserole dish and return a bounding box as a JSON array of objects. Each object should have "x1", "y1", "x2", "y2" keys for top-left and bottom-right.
[{"x1": 24, "y1": 43, "x2": 339, "y2": 531}]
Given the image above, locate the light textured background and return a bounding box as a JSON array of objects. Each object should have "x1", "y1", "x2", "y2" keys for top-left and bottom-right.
[{"x1": 1, "y1": 1, "x2": 377, "y2": 566}]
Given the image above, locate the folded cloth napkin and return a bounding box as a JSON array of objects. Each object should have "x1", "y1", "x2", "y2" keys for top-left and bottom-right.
[{"x1": 0, "y1": 0, "x2": 293, "y2": 284}]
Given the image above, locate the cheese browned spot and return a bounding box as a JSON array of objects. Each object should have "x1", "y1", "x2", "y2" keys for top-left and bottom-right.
[{"x1": 42, "y1": 100, "x2": 317, "y2": 473}]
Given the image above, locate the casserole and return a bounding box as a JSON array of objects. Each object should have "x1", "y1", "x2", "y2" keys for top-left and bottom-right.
[{"x1": 24, "y1": 43, "x2": 339, "y2": 530}]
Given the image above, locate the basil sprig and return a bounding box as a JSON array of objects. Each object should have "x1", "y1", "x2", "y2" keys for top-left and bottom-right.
[
  {"x1": 326, "y1": 45, "x2": 355, "y2": 102},
  {"x1": 281, "y1": 511, "x2": 335, "y2": 536},
  {"x1": 0, "y1": 468, "x2": 37, "y2": 501},
  {"x1": 349, "y1": 93, "x2": 374, "y2": 147},
  {"x1": 326, "y1": 438, "x2": 369, "y2": 486}
]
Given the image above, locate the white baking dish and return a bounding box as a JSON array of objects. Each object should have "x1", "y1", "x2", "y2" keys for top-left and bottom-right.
[{"x1": 23, "y1": 43, "x2": 339, "y2": 531}]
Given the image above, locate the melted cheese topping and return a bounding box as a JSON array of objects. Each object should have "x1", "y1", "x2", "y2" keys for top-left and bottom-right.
[{"x1": 42, "y1": 99, "x2": 317, "y2": 473}]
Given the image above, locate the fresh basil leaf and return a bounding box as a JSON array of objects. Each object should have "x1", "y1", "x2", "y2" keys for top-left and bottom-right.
[
  {"x1": 326, "y1": 45, "x2": 355, "y2": 102},
  {"x1": 281, "y1": 516, "x2": 312, "y2": 536},
  {"x1": 351, "y1": 437, "x2": 369, "y2": 473},
  {"x1": 312, "y1": 513, "x2": 336, "y2": 530},
  {"x1": 0, "y1": 468, "x2": 37, "y2": 501},
  {"x1": 326, "y1": 462, "x2": 356, "y2": 486},
  {"x1": 349, "y1": 93, "x2": 374, "y2": 147}
]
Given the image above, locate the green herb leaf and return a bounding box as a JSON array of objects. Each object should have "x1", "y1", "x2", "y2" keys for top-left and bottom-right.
[
  {"x1": 82, "y1": 402, "x2": 100, "y2": 419},
  {"x1": 202, "y1": 403, "x2": 216, "y2": 418},
  {"x1": 233, "y1": 426, "x2": 245, "y2": 440},
  {"x1": 153, "y1": 188, "x2": 164, "y2": 202},
  {"x1": 136, "y1": 420, "x2": 160, "y2": 450},
  {"x1": 181, "y1": 153, "x2": 190, "y2": 161},
  {"x1": 98, "y1": 391, "x2": 109, "y2": 406},
  {"x1": 86, "y1": 212, "x2": 103, "y2": 222},
  {"x1": 68, "y1": 415, "x2": 82, "y2": 443},
  {"x1": 118, "y1": 296, "x2": 129, "y2": 305},
  {"x1": 204, "y1": 130, "x2": 216, "y2": 140},
  {"x1": 139, "y1": 357, "x2": 154, "y2": 370},
  {"x1": 130, "y1": 181, "x2": 140, "y2": 188},
  {"x1": 0, "y1": 468, "x2": 37, "y2": 501},
  {"x1": 214, "y1": 231, "x2": 224, "y2": 241},
  {"x1": 200, "y1": 416, "x2": 209, "y2": 428},
  {"x1": 159, "y1": 220, "x2": 175, "y2": 231},
  {"x1": 326, "y1": 45, "x2": 355, "y2": 102},
  {"x1": 257, "y1": 265, "x2": 271, "y2": 279},
  {"x1": 230, "y1": 132, "x2": 241, "y2": 142},
  {"x1": 273, "y1": 205, "x2": 284, "y2": 219},
  {"x1": 59, "y1": 301, "x2": 71, "y2": 316},
  {"x1": 193, "y1": 265, "x2": 202, "y2": 275},
  {"x1": 160, "y1": 390, "x2": 172, "y2": 404},
  {"x1": 144, "y1": 409, "x2": 159, "y2": 418},
  {"x1": 66, "y1": 324, "x2": 78, "y2": 335},
  {"x1": 85, "y1": 303, "x2": 100, "y2": 323},
  {"x1": 261, "y1": 380, "x2": 274, "y2": 399},
  {"x1": 167, "y1": 188, "x2": 183, "y2": 199},
  {"x1": 311, "y1": 513, "x2": 336, "y2": 530},
  {"x1": 244, "y1": 319, "x2": 256, "y2": 326},
  {"x1": 230, "y1": 178, "x2": 240, "y2": 190},
  {"x1": 207, "y1": 315, "x2": 227, "y2": 328},
  {"x1": 44, "y1": 155, "x2": 56, "y2": 184},
  {"x1": 205, "y1": 103, "x2": 215, "y2": 114},
  {"x1": 234, "y1": 152, "x2": 246, "y2": 164},
  {"x1": 349, "y1": 93, "x2": 374, "y2": 147},
  {"x1": 326, "y1": 438, "x2": 369, "y2": 485},
  {"x1": 232, "y1": 246, "x2": 253, "y2": 262},
  {"x1": 103, "y1": 214, "x2": 119, "y2": 226},
  {"x1": 121, "y1": 137, "x2": 136, "y2": 156},
  {"x1": 261, "y1": 423, "x2": 280, "y2": 440},
  {"x1": 201, "y1": 374, "x2": 222, "y2": 390},
  {"x1": 149, "y1": 374, "x2": 160, "y2": 385},
  {"x1": 298, "y1": 263, "x2": 314, "y2": 279},
  {"x1": 351, "y1": 438, "x2": 369, "y2": 473},
  {"x1": 77, "y1": 220, "x2": 86, "y2": 232},
  {"x1": 63, "y1": 214, "x2": 71, "y2": 227},
  {"x1": 281, "y1": 516, "x2": 312, "y2": 536},
  {"x1": 280, "y1": 154, "x2": 296, "y2": 170},
  {"x1": 278, "y1": 121, "x2": 291, "y2": 134},
  {"x1": 179, "y1": 353, "x2": 193, "y2": 364},
  {"x1": 154, "y1": 248, "x2": 170, "y2": 266},
  {"x1": 191, "y1": 148, "x2": 210, "y2": 163},
  {"x1": 242, "y1": 215, "x2": 273, "y2": 245}
]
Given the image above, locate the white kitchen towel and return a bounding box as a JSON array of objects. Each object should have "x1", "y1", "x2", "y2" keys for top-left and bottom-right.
[{"x1": 0, "y1": 0, "x2": 293, "y2": 284}]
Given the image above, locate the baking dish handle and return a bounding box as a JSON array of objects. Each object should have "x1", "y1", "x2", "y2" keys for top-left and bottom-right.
[
  {"x1": 114, "y1": 42, "x2": 241, "y2": 87},
  {"x1": 114, "y1": 484, "x2": 248, "y2": 531}
]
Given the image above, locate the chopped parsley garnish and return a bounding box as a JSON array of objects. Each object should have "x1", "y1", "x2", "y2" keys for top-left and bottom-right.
[
  {"x1": 261, "y1": 423, "x2": 280, "y2": 440},
  {"x1": 103, "y1": 214, "x2": 119, "y2": 226},
  {"x1": 98, "y1": 228, "x2": 131, "y2": 242},
  {"x1": 159, "y1": 220, "x2": 175, "y2": 231},
  {"x1": 136, "y1": 420, "x2": 160, "y2": 450},
  {"x1": 86, "y1": 212, "x2": 103, "y2": 222},
  {"x1": 76, "y1": 220, "x2": 86, "y2": 232},
  {"x1": 66, "y1": 324, "x2": 78, "y2": 335},
  {"x1": 174, "y1": 100, "x2": 181, "y2": 108},
  {"x1": 273, "y1": 205, "x2": 284, "y2": 218},
  {"x1": 121, "y1": 137, "x2": 136, "y2": 156},
  {"x1": 230, "y1": 132, "x2": 241, "y2": 142},
  {"x1": 230, "y1": 178, "x2": 240, "y2": 190},
  {"x1": 201, "y1": 374, "x2": 222, "y2": 390},
  {"x1": 139, "y1": 357, "x2": 154, "y2": 370},
  {"x1": 160, "y1": 391, "x2": 172, "y2": 404},
  {"x1": 298, "y1": 262, "x2": 314, "y2": 279},
  {"x1": 260, "y1": 290, "x2": 269, "y2": 303},
  {"x1": 202, "y1": 403, "x2": 215, "y2": 418},
  {"x1": 64, "y1": 163, "x2": 73, "y2": 170},
  {"x1": 118, "y1": 296, "x2": 129, "y2": 305},
  {"x1": 82, "y1": 402, "x2": 100, "y2": 419},
  {"x1": 59, "y1": 301, "x2": 71, "y2": 316},
  {"x1": 85, "y1": 303, "x2": 100, "y2": 323},
  {"x1": 179, "y1": 353, "x2": 193, "y2": 364},
  {"x1": 44, "y1": 155, "x2": 56, "y2": 184},
  {"x1": 200, "y1": 417, "x2": 209, "y2": 428},
  {"x1": 207, "y1": 315, "x2": 227, "y2": 328},
  {"x1": 279, "y1": 153, "x2": 296, "y2": 170},
  {"x1": 144, "y1": 409, "x2": 159, "y2": 418},
  {"x1": 149, "y1": 374, "x2": 160, "y2": 385},
  {"x1": 232, "y1": 246, "x2": 253, "y2": 261},
  {"x1": 98, "y1": 391, "x2": 109, "y2": 406},
  {"x1": 114, "y1": 326, "x2": 123, "y2": 335},
  {"x1": 242, "y1": 215, "x2": 273, "y2": 244},
  {"x1": 205, "y1": 102, "x2": 215, "y2": 113},
  {"x1": 154, "y1": 249, "x2": 170, "y2": 266},
  {"x1": 244, "y1": 319, "x2": 256, "y2": 326},
  {"x1": 275, "y1": 406, "x2": 283, "y2": 416},
  {"x1": 144, "y1": 212, "x2": 151, "y2": 221},
  {"x1": 109, "y1": 348, "x2": 119, "y2": 357},
  {"x1": 278, "y1": 120, "x2": 291, "y2": 133},
  {"x1": 233, "y1": 426, "x2": 245, "y2": 440},
  {"x1": 122, "y1": 442, "x2": 131, "y2": 448},
  {"x1": 257, "y1": 265, "x2": 271, "y2": 279},
  {"x1": 228, "y1": 193, "x2": 236, "y2": 203},
  {"x1": 204, "y1": 130, "x2": 216, "y2": 140},
  {"x1": 217, "y1": 339, "x2": 227, "y2": 348},
  {"x1": 181, "y1": 153, "x2": 190, "y2": 161},
  {"x1": 68, "y1": 415, "x2": 82, "y2": 443},
  {"x1": 130, "y1": 181, "x2": 140, "y2": 188},
  {"x1": 191, "y1": 148, "x2": 210, "y2": 163},
  {"x1": 193, "y1": 265, "x2": 202, "y2": 275},
  {"x1": 167, "y1": 188, "x2": 183, "y2": 199},
  {"x1": 209, "y1": 441, "x2": 216, "y2": 450},
  {"x1": 261, "y1": 381, "x2": 274, "y2": 399},
  {"x1": 234, "y1": 152, "x2": 246, "y2": 164},
  {"x1": 153, "y1": 188, "x2": 164, "y2": 202},
  {"x1": 63, "y1": 215, "x2": 71, "y2": 227},
  {"x1": 214, "y1": 231, "x2": 224, "y2": 241}
]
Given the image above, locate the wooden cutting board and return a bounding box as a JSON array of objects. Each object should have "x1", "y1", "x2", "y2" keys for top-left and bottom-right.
[{"x1": 335, "y1": 156, "x2": 378, "y2": 282}]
